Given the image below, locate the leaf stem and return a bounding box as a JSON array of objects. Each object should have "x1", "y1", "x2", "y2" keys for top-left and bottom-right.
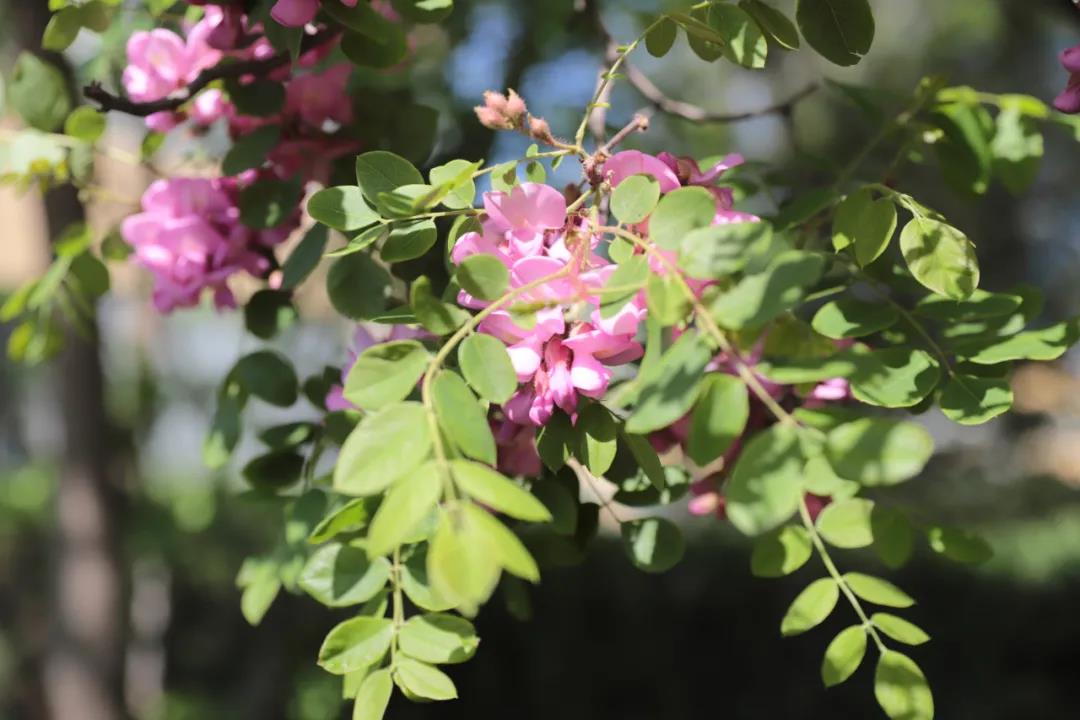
[{"x1": 798, "y1": 498, "x2": 887, "y2": 654}]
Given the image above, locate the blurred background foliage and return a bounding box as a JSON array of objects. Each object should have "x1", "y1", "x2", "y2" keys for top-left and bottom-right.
[{"x1": 2, "y1": 0, "x2": 1080, "y2": 717}]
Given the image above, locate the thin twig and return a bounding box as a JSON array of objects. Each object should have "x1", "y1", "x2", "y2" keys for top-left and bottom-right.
[
  {"x1": 83, "y1": 30, "x2": 338, "y2": 116},
  {"x1": 624, "y1": 60, "x2": 819, "y2": 124},
  {"x1": 599, "y1": 113, "x2": 649, "y2": 155}
]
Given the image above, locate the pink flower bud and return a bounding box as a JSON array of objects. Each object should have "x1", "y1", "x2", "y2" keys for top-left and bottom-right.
[
  {"x1": 505, "y1": 89, "x2": 528, "y2": 120},
  {"x1": 528, "y1": 116, "x2": 554, "y2": 144}
]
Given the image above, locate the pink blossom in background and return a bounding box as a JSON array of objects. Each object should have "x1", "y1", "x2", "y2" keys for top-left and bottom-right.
[
  {"x1": 270, "y1": 0, "x2": 359, "y2": 28},
  {"x1": 121, "y1": 176, "x2": 298, "y2": 313},
  {"x1": 283, "y1": 64, "x2": 355, "y2": 130},
  {"x1": 493, "y1": 420, "x2": 542, "y2": 477},
  {"x1": 1054, "y1": 44, "x2": 1080, "y2": 114}
]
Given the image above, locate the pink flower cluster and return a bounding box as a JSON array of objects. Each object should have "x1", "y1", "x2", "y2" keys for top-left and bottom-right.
[
  {"x1": 452, "y1": 183, "x2": 644, "y2": 427},
  {"x1": 122, "y1": 12, "x2": 225, "y2": 132},
  {"x1": 121, "y1": 174, "x2": 298, "y2": 312},
  {"x1": 1054, "y1": 44, "x2": 1080, "y2": 114}
]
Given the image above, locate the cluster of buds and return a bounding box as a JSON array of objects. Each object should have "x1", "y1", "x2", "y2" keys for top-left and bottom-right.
[{"x1": 475, "y1": 89, "x2": 557, "y2": 146}]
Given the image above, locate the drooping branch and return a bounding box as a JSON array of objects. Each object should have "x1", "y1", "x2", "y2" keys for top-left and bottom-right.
[
  {"x1": 83, "y1": 29, "x2": 338, "y2": 117},
  {"x1": 622, "y1": 56, "x2": 819, "y2": 124}
]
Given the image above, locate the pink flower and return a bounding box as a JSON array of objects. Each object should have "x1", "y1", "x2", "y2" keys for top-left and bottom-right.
[
  {"x1": 494, "y1": 420, "x2": 542, "y2": 477},
  {"x1": 602, "y1": 150, "x2": 681, "y2": 192},
  {"x1": 271, "y1": 0, "x2": 359, "y2": 27},
  {"x1": 1054, "y1": 44, "x2": 1080, "y2": 114},
  {"x1": 283, "y1": 64, "x2": 355, "y2": 130},
  {"x1": 121, "y1": 176, "x2": 297, "y2": 313}
]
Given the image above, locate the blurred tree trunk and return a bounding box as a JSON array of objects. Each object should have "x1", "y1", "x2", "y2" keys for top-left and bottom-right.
[{"x1": 6, "y1": 2, "x2": 128, "y2": 719}]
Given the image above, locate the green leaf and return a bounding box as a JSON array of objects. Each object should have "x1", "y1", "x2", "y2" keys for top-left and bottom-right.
[
  {"x1": 308, "y1": 186, "x2": 380, "y2": 231},
  {"x1": 751, "y1": 525, "x2": 812, "y2": 578},
  {"x1": 43, "y1": 8, "x2": 83, "y2": 51},
  {"x1": 428, "y1": 506, "x2": 501, "y2": 613},
  {"x1": 899, "y1": 218, "x2": 979, "y2": 300},
  {"x1": 334, "y1": 403, "x2": 432, "y2": 496},
  {"x1": 872, "y1": 506, "x2": 915, "y2": 569},
  {"x1": 621, "y1": 431, "x2": 667, "y2": 491},
  {"x1": 353, "y1": 669, "x2": 393, "y2": 720},
  {"x1": 708, "y1": 250, "x2": 825, "y2": 329},
  {"x1": 308, "y1": 499, "x2": 373, "y2": 544},
  {"x1": 327, "y1": 253, "x2": 391, "y2": 320},
  {"x1": 740, "y1": 0, "x2": 800, "y2": 50},
  {"x1": 382, "y1": 219, "x2": 437, "y2": 263},
  {"x1": 463, "y1": 503, "x2": 540, "y2": 582},
  {"x1": 849, "y1": 347, "x2": 941, "y2": 409},
  {"x1": 826, "y1": 418, "x2": 934, "y2": 487},
  {"x1": 915, "y1": 288, "x2": 1022, "y2": 321},
  {"x1": 625, "y1": 332, "x2": 712, "y2": 434},
  {"x1": 822, "y1": 626, "x2": 867, "y2": 687},
  {"x1": 391, "y1": 0, "x2": 454, "y2": 24},
  {"x1": 577, "y1": 403, "x2": 618, "y2": 476},
  {"x1": 832, "y1": 188, "x2": 897, "y2": 266},
  {"x1": 239, "y1": 179, "x2": 301, "y2": 229},
  {"x1": 927, "y1": 526, "x2": 992, "y2": 565},
  {"x1": 394, "y1": 659, "x2": 457, "y2": 701},
  {"x1": 611, "y1": 174, "x2": 661, "y2": 224},
  {"x1": 873, "y1": 613, "x2": 930, "y2": 646},
  {"x1": 817, "y1": 498, "x2": 874, "y2": 549},
  {"x1": 428, "y1": 158, "x2": 478, "y2": 209},
  {"x1": 244, "y1": 290, "x2": 297, "y2": 340},
  {"x1": 620, "y1": 517, "x2": 685, "y2": 573},
  {"x1": 243, "y1": 450, "x2": 307, "y2": 490},
  {"x1": 875, "y1": 651, "x2": 934, "y2": 720},
  {"x1": 710, "y1": 4, "x2": 768, "y2": 69},
  {"x1": 781, "y1": 578, "x2": 839, "y2": 636},
  {"x1": 728, "y1": 424, "x2": 806, "y2": 536},
  {"x1": 991, "y1": 105, "x2": 1043, "y2": 194},
  {"x1": 344, "y1": 340, "x2": 429, "y2": 411},
  {"x1": 648, "y1": 187, "x2": 717, "y2": 250},
  {"x1": 645, "y1": 17, "x2": 678, "y2": 57},
  {"x1": 222, "y1": 125, "x2": 279, "y2": 175},
  {"x1": 534, "y1": 412, "x2": 572, "y2": 472},
  {"x1": 355, "y1": 150, "x2": 424, "y2": 203},
  {"x1": 411, "y1": 276, "x2": 469, "y2": 336},
  {"x1": 950, "y1": 319, "x2": 1079, "y2": 364},
  {"x1": 318, "y1": 617, "x2": 394, "y2": 675},
  {"x1": 401, "y1": 547, "x2": 455, "y2": 612},
  {"x1": 8, "y1": 52, "x2": 71, "y2": 131},
  {"x1": 367, "y1": 462, "x2": 442, "y2": 557},
  {"x1": 939, "y1": 375, "x2": 1012, "y2": 425},
  {"x1": 680, "y1": 222, "x2": 770, "y2": 280},
  {"x1": 674, "y1": 8, "x2": 725, "y2": 61},
  {"x1": 398, "y1": 613, "x2": 479, "y2": 665},
  {"x1": 687, "y1": 374, "x2": 749, "y2": 466},
  {"x1": 456, "y1": 254, "x2": 509, "y2": 301},
  {"x1": 796, "y1": 0, "x2": 874, "y2": 66},
  {"x1": 458, "y1": 333, "x2": 517, "y2": 404},
  {"x1": 433, "y1": 371, "x2": 497, "y2": 465},
  {"x1": 63, "y1": 107, "x2": 105, "y2": 143},
  {"x1": 450, "y1": 460, "x2": 551, "y2": 522},
  {"x1": 812, "y1": 296, "x2": 899, "y2": 339},
  {"x1": 237, "y1": 558, "x2": 281, "y2": 626},
  {"x1": 299, "y1": 543, "x2": 391, "y2": 607},
  {"x1": 844, "y1": 572, "x2": 914, "y2": 608},
  {"x1": 341, "y1": 25, "x2": 408, "y2": 69},
  {"x1": 280, "y1": 225, "x2": 328, "y2": 291},
  {"x1": 235, "y1": 351, "x2": 298, "y2": 407},
  {"x1": 932, "y1": 102, "x2": 993, "y2": 196}
]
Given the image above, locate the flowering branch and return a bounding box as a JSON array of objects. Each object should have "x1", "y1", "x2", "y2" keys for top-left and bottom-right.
[{"x1": 83, "y1": 29, "x2": 338, "y2": 116}]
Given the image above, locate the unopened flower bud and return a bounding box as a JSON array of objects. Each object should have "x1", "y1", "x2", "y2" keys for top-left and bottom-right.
[
  {"x1": 528, "y1": 116, "x2": 555, "y2": 144},
  {"x1": 505, "y1": 89, "x2": 528, "y2": 121}
]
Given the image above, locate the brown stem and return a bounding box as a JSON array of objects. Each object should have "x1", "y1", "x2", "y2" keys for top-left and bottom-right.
[
  {"x1": 623, "y1": 61, "x2": 819, "y2": 124},
  {"x1": 83, "y1": 29, "x2": 338, "y2": 117}
]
